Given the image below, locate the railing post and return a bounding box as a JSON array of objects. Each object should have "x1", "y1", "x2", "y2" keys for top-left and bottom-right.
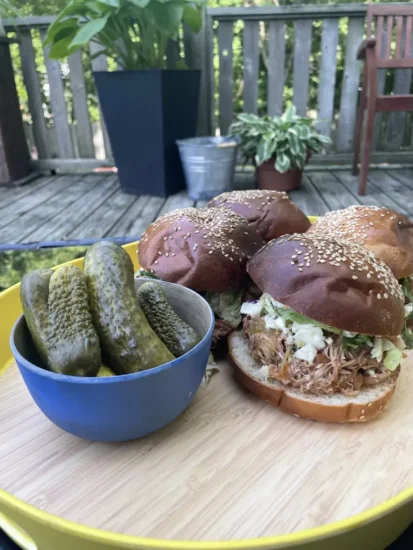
[
  {"x1": 183, "y1": 6, "x2": 214, "y2": 136},
  {"x1": 0, "y1": 25, "x2": 32, "y2": 185}
]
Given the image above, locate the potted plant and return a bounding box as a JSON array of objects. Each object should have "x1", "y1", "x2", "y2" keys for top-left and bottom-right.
[
  {"x1": 44, "y1": 0, "x2": 204, "y2": 198},
  {"x1": 230, "y1": 105, "x2": 332, "y2": 192}
]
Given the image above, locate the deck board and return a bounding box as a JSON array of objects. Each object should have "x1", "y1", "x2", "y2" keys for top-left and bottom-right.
[{"x1": 0, "y1": 168, "x2": 412, "y2": 246}]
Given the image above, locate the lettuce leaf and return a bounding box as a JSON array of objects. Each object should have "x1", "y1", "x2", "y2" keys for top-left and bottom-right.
[
  {"x1": 343, "y1": 334, "x2": 373, "y2": 351},
  {"x1": 273, "y1": 307, "x2": 342, "y2": 335},
  {"x1": 135, "y1": 269, "x2": 160, "y2": 280},
  {"x1": 384, "y1": 348, "x2": 403, "y2": 371},
  {"x1": 205, "y1": 290, "x2": 244, "y2": 328},
  {"x1": 401, "y1": 277, "x2": 413, "y2": 303},
  {"x1": 402, "y1": 324, "x2": 413, "y2": 349}
]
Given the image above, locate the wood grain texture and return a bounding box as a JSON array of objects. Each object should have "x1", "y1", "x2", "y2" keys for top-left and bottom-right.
[
  {"x1": 218, "y1": 21, "x2": 234, "y2": 135},
  {"x1": 372, "y1": 23, "x2": 388, "y2": 151},
  {"x1": 183, "y1": 9, "x2": 213, "y2": 136},
  {"x1": 293, "y1": 20, "x2": 312, "y2": 116},
  {"x1": 243, "y1": 21, "x2": 260, "y2": 114},
  {"x1": 387, "y1": 22, "x2": 413, "y2": 152},
  {"x1": 336, "y1": 18, "x2": 364, "y2": 152},
  {"x1": 66, "y1": 188, "x2": 135, "y2": 240},
  {"x1": 68, "y1": 51, "x2": 95, "y2": 158},
  {"x1": 18, "y1": 31, "x2": 49, "y2": 159},
  {"x1": 0, "y1": 175, "x2": 107, "y2": 243},
  {"x1": 156, "y1": 191, "x2": 195, "y2": 217},
  {"x1": 308, "y1": 171, "x2": 360, "y2": 210},
  {"x1": 89, "y1": 42, "x2": 112, "y2": 160},
  {"x1": 288, "y1": 174, "x2": 329, "y2": 216},
  {"x1": 267, "y1": 21, "x2": 285, "y2": 117},
  {"x1": 40, "y1": 30, "x2": 74, "y2": 159},
  {"x1": 26, "y1": 175, "x2": 118, "y2": 242},
  {"x1": 316, "y1": 19, "x2": 339, "y2": 137},
  {"x1": 1, "y1": 354, "x2": 413, "y2": 540}
]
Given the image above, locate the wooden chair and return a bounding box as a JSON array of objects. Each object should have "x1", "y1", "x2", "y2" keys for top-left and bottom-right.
[{"x1": 352, "y1": 5, "x2": 413, "y2": 195}]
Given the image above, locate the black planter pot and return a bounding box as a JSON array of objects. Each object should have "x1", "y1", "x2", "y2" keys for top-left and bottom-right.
[{"x1": 94, "y1": 69, "x2": 201, "y2": 197}]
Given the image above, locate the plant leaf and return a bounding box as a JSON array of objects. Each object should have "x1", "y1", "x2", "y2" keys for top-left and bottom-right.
[
  {"x1": 275, "y1": 153, "x2": 291, "y2": 173},
  {"x1": 49, "y1": 35, "x2": 79, "y2": 59},
  {"x1": 148, "y1": 2, "x2": 183, "y2": 34},
  {"x1": 126, "y1": 0, "x2": 150, "y2": 7},
  {"x1": 183, "y1": 5, "x2": 203, "y2": 33},
  {"x1": 98, "y1": 0, "x2": 120, "y2": 6},
  {"x1": 282, "y1": 104, "x2": 297, "y2": 123},
  {"x1": 70, "y1": 16, "x2": 109, "y2": 49},
  {"x1": 43, "y1": 18, "x2": 79, "y2": 46}
]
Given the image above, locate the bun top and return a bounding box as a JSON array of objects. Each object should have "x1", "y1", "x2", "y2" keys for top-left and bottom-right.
[
  {"x1": 247, "y1": 233, "x2": 405, "y2": 336},
  {"x1": 207, "y1": 189, "x2": 310, "y2": 241},
  {"x1": 138, "y1": 207, "x2": 264, "y2": 293},
  {"x1": 308, "y1": 205, "x2": 413, "y2": 279}
]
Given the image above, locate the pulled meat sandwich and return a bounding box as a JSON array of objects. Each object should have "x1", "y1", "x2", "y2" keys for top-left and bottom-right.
[
  {"x1": 207, "y1": 189, "x2": 310, "y2": 241},
  {"x1": 137, "y1": 207, "x2": 264, "y2": 341},
  {"x1": 229, "y1": 233, "x2": 406, "y2": 423},
  {"x1": 308, "y1": 205, "x2": 413, "y2": 346}
]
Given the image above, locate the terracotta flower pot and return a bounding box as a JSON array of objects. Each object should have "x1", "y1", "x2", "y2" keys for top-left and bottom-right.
[{"x1": 256, "y1": 161, "x2": 302, "y2": 192}]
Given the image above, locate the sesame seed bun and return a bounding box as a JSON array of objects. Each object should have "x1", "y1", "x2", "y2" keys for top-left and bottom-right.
[
  {"x1": 138, "y1": 207, "x2": 264, "y2": 293},
  {"x1": 207, "y1": 189, "x2": 310, "y2": 241},
  {"x1": 308, "y1": 205, "x2": 413, "y2": 280},
  {"x1": 247, "y1": 233, "x2": 405, "y2": 336},
  {"x1": 228, "y1": 330, "x2": 399, "y2": 423}
]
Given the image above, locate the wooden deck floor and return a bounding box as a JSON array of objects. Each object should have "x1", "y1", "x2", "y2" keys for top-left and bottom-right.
[{"x1": 0, "y1": 168, "x2": 413, "y2": 247}]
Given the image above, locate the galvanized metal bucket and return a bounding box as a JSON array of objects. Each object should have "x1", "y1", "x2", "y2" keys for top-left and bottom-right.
[{"x1": 176, "y1": 136, "x2": 240, "y2": 201}]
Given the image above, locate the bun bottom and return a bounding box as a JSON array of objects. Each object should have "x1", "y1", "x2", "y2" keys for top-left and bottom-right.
[{"x1": 228, "y1": 331, "x2": 398, "y2": 423}]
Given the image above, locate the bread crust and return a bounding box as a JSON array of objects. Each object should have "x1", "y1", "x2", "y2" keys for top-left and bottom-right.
[
  {"x1": 229, "y1": 331, "x2": 398, "y2": 423},
  {"x1": 247, "y1": 233, "x2": 405, "y2": 336},
  {"x1": 208, "y1": 190, "x2": 310, "y2": 241},
  {"x1": 308, "y1": 205, "x2": 413, "y2": 279},
  {"x1": 138, "y1": 207, "x2": 264, "y2": 293}
]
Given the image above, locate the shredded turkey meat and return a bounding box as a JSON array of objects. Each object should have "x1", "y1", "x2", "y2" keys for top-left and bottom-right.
[{"x1": 243, "y1": 316, "x2": 398, "y2": 396}]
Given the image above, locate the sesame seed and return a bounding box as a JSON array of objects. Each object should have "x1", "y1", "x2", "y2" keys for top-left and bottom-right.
[
  {"x1": 377, "y1": 293, "x2": 381, "y2": 299},
  {"x1": 352, "y1": 275, "x2": 358, "y2": 280},
  {"x1": 209, "y1": 250, "x2": 213, "y2": 255}
]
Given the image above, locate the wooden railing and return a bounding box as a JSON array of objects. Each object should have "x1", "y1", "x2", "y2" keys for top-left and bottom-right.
[{"x1": 3, "y1": 3, "x2": 413, "y2": 173}]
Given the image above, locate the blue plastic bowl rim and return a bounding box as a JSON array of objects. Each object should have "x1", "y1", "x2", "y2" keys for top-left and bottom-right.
[{"x1": 9, "y1": 283, "x2": 215, "y2": 385}]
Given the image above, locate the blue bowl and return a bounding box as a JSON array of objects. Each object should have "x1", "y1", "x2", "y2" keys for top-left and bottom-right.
[{"x1": 10, "y1": 279, "x2": 214, "y2": 442}]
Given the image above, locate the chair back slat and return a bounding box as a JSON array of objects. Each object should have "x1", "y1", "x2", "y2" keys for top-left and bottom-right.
[
  {"x1": 405, "y1": 16, "x2": 412, "y2": 58},
  {"x1": 375, "y1": 15, "x2": 384, "y2": 56},
  {"x1": 395, "y1": 16, "x2": 403, "y2": 59},
  {"x1": 385, "y1": 16, "x2": 393, "y2": 59},
  {"x1": 367, "y1": 4, "x2": 413, "y2": 69}
]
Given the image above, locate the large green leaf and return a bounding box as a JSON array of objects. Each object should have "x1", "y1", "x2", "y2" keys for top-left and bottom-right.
[
  {"x1": 98, "y1": 0, "x2": 120, "y2": 6},
  {"x1": 70, "y1": 16, "x2": 109, "y2": 48},
  {"x1": 148, "y1": 2, "x2": 183, "y2": 34},
  {"x1": 183, "y1": 5, "x2": 203, "y2": 33},
  {"x1": 282, "y1": 104, "x2": 297, "y2": 123},
  {"x1": 43, "y1": 18, "x2": 79, "y2": 46},
  {"x1": 287, "y1": 132, "x2": 301, "y2": 156},
  {"x1": 275, "y1": 153, "x2": 291, "y2": 173},
  {"x1": 126, "y1": 0, "x2": 150, "y2": 6},
  {"x1": 49, "y1": 33, "x2": 78, "y2": 59}
]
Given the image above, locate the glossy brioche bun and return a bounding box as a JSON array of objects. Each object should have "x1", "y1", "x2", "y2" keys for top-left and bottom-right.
[
  {"x1": 308, "y1": 205, "x2": 413, "y2": 280},
  {"x1": 229, "y1": 331, "x2": 399, "y2": 423},
  {"x1": 247, "y1": 233, "x2": 405, "y2": 336},
  {"x1": 207, "y1": 189, "x2": 310, "y2": 241},
  {"x1": 138, "y1": 207, "x2": 264, "y2": 293}
]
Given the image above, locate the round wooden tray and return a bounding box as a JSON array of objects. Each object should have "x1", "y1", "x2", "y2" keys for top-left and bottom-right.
[
  {"x1": 1, "y1": 348, "x2": 413, "y2": 543},
  {"x1": 1, "y1": 241, "x2": 413, "y2": 550}
]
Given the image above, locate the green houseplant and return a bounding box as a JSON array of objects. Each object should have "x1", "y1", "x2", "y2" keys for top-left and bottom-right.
[
  {"x1": 230, "y1": 106, "x2": 332, "y2": 192},
  {"x1": 44, "y1": 0, "x2": 205, "y2": 198}
]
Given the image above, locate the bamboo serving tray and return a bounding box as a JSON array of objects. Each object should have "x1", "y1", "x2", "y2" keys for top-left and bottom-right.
[{"x1": 1, "y1": 350, "x2": 413, "y2": 542}]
